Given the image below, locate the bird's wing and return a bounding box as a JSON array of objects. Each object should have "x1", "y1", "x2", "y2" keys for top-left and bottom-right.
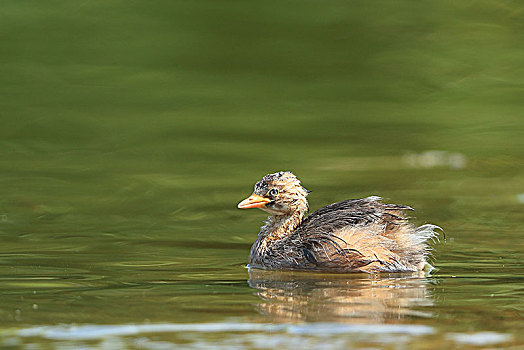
[
  {"x1": 296, "y1": 196, "x2": 412, "y2": 235},
  {"x1": 292, "y1": 196, "x2": 414, "y2": 270}
]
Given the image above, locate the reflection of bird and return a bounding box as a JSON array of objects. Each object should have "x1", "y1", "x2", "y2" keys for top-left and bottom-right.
[
  {"x1": 238, "y1": 171, "x2": 441, "y2": 273},
  {"x1": 248, "y1": 269, "x2": 433, "y2": 322}
]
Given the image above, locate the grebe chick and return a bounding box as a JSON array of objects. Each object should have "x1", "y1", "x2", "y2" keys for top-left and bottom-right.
[{"x1": 237, "y1": 171, "x2": 441, "y2": 273}]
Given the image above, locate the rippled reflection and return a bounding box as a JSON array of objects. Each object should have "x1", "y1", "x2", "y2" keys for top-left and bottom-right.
[{"x1": 248, "y1": 269, "x2": 434, "y2": 323}]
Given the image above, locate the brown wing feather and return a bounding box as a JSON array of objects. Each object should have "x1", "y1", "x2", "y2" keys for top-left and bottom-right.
[{"x1": 293, "y1": 197, "x2": 428, "y2": 272}]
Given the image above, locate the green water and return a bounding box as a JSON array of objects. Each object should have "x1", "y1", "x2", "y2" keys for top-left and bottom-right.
[{"x1": 1, "y1": 1, "x2": 523, "y2": 348}]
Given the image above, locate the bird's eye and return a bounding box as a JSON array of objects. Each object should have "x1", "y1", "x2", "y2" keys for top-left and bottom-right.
[{"x1": 268, "y1": 188, "x2": 279, "y2": 197}]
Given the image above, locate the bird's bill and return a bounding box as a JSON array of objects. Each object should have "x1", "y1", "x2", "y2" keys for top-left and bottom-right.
[{"x1": 237, "y1": 194, "x2": 271, "y2": 209}]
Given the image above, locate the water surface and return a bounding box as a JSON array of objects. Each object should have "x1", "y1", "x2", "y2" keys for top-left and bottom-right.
[{"x1": 1, "y1": 0, "x2": 523, "y2": 348}]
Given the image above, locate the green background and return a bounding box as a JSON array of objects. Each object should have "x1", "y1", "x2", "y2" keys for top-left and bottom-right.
[{"x1": 1, "y1": 1, "x2": 523, "y2": 348}]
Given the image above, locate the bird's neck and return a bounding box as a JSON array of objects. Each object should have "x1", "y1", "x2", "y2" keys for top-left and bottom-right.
[
  {"x1": 250, "y1": 208, "x2": 306, "y2": 258},
  {"x1": 264, "y1": 211, "x2": 305, "y2": 240}
]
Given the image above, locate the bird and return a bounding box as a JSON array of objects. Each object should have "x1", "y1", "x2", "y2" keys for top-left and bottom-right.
[{"x1": 237, "y1": 171, "x2": 441, "y2": 273}]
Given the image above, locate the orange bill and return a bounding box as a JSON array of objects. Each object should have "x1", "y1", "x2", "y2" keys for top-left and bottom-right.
[{"x1": 237, "y1": 193, "x2": 271, "y2": 209}]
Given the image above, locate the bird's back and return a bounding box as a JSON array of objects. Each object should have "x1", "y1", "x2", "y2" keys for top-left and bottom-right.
[{"x1": 281, "y1": 196, "x2": 439, "y2": 273}]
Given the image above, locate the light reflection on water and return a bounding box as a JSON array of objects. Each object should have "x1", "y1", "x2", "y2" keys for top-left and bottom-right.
[
  {"x1": 5, "y1": 322, "x2": 514, "y2": 349},
  {"x1": 14, "y1": 322, "x2": 434, "y2": 340}
]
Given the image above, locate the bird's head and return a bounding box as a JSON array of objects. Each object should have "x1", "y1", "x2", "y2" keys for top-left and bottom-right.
[{"x1": 237, "y1": 171, "x2": 309, "y2": 216}]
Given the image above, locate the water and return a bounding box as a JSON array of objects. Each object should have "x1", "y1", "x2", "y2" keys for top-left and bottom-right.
[{"x1": 1, "y1": 1, "x2": 523, "y2": 348}]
